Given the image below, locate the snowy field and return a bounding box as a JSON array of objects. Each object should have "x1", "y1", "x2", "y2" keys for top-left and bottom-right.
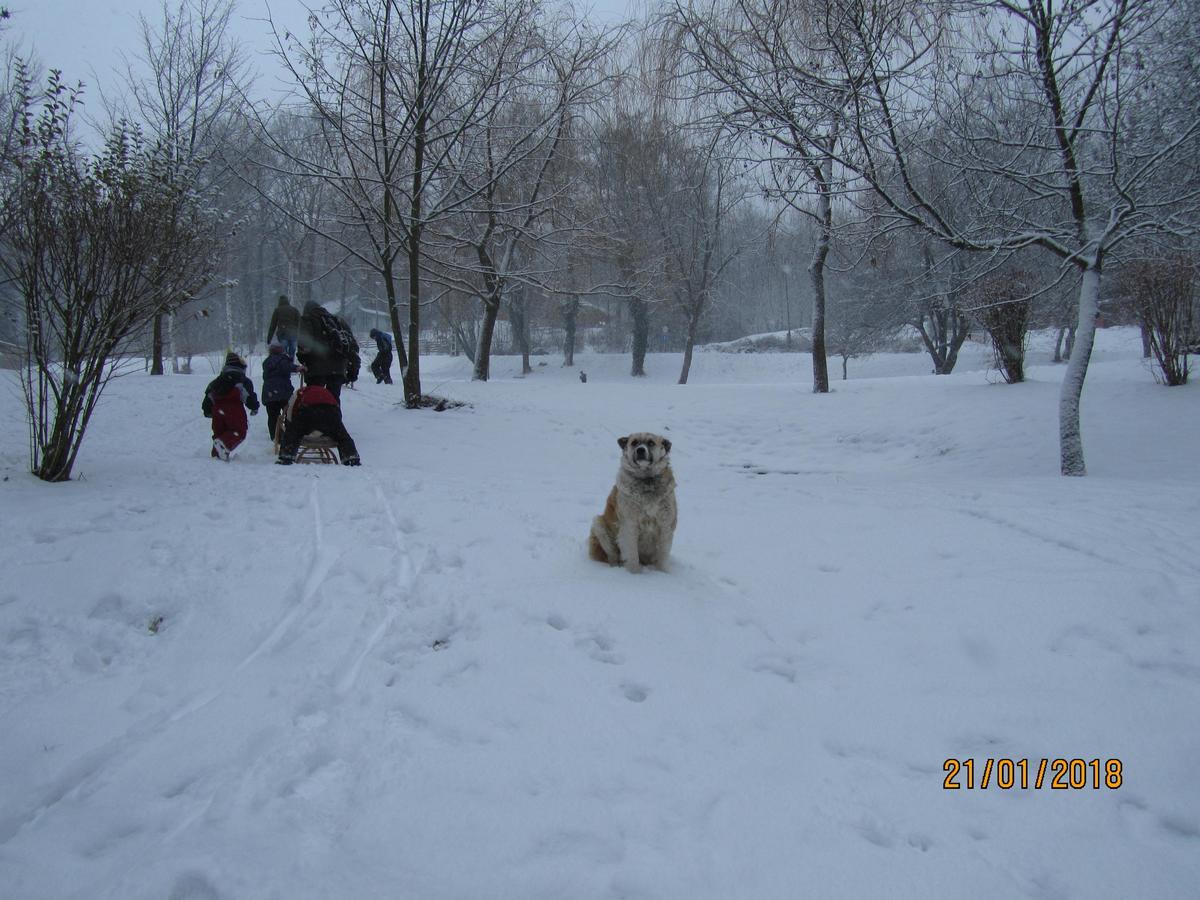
[{"x1": 1, "y1": 328, "x2": 1198, "y2": 900}]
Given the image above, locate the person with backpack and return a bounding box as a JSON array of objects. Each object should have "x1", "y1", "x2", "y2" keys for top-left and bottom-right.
[
  {"x1": 337, "y1": 313, "x2": 362, "y2": 389},
  {"x1": 297, "y1": 301, "x2": 351, "y2": 398},
  {"x1": 368, "y1": 328, "x2": 394, "y2": 384},
  {"x1": 261, "y1": 339, "x2": 303, "y2": 440},
  {"x1": 275, "y1": 383, "x2": 361, "y2": 466},
  {"x1": 265, "y1": 294, "x2": 301, "y2": 359},
  {"x1": 202, "y1": 352, "x2": 260, "y2": 460}
]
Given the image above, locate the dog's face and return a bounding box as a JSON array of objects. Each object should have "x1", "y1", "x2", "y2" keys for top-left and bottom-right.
[{"x1": 618, "y1": 432, "x2": 672, "y2": 478}]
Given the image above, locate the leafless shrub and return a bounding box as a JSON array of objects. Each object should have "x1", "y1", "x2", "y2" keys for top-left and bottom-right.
[
  {"x1": 969, "y1": 273, "x2": 1033, "y2": 384},
  {"x1": 0, "y1": 68, "x2": 221, "y2": 481},
  {"x1": 1114, "y1": 257, "x2": 1196, "y2": 386}
]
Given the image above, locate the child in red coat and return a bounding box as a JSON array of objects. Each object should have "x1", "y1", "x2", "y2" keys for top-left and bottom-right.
[{"x1": 202, "y1": 352, "x2": 260, "y2": 460}]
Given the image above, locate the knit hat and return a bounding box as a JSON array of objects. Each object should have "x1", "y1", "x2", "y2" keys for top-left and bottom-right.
[
  {"x1": 268, "y1": 338, "x2": 283, "y2": 352},
  {"x1": 225, "y1": 351, "x2": 245, "y2": 368}
]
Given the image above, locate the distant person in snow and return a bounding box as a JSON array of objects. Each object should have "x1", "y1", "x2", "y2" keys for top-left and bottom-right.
[
  {"x1": 261, "y1": 339, "x2": 303, "y2": 440},
  {"x1": 276, "y1": 382, "x2": 361, "y2": 466},
  {"x1": 265, "y1": 294, "x2": 300, "y2": 359},
  {"x1": 202, "y1": 352, "x2": 260, "y2": 460},
  {"x1": 368, "y1": 328, "x2": 394, "y2": 384}
]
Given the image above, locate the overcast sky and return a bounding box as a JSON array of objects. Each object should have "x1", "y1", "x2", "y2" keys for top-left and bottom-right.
[{"x1": 8, "y1": 0, "x2": 634, "y2": 101}]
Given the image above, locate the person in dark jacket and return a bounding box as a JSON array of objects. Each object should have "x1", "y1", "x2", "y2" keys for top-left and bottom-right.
[
  {"x1": 368, "y1": 328, "x2": 394, "y2": 384},
  {"x1": 261, "y1": 339, "x2": 303, "y2": 439},
  {"x1": 265, "y1": 294, "x2": 301, "y2": 359},
  {"x1": 339, "y1": 313, "x2": 361, "y2": 389},
  {"x1": 202, "y1": 352, "x2": 260, "y2": 460},
  {"x1": 296, "y1": 301, "x2": 349, "y2": 399},
  {"x1": 276, "y1": 383, "x2": 361, "y2": 466}
]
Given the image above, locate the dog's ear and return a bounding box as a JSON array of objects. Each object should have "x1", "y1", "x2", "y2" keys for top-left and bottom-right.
[
  {"x1": 662, "y1": 438, "x2": 672, "y2": 454},
  {"x1": 617, "y1": 436, "x2": 629, "y2": 450}
]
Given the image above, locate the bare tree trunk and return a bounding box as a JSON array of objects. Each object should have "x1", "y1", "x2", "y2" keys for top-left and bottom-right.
[
  {"x1": 630, "y1": 296, "x2": 649, "y2": 376},
  {"x1": 562, "y1": 296, "x2": 578, "y2": 367},
  {"x1": 383, "y1": 259, "x2": 408, "y2": 370},
  {"x1": 510, "y1": 287, "x2": 532, "y2": 374},
  {"x1": 306, "y1": 233, "x2": 319, "y2": 307},
  {"x1": 678, "y1": 304, "x2": 702, "y2": 384},
  {"x1": 1053, "y1": 325, "x2": 1066, "y2": 363},
  {"x1": 150, "y1": 313, "x2": 165, "y2": 375},
  {"x1": 916, "y1": 307, "x2": 968, "y2": 374},
  {"x1": 808, "y1": 160, "x2": 832, "y2": 394},
  {"x1": 1060, "y1": 266, "x2": 1101, "y2": 476},
  {"x1": 167, "y1": 310, "x2": 179, "y2": 374},
  {"x1": 473, "y1": 296, "x2": 501, "y2": 381},
  {"x1": 255, "y1": 232, "x2": 266, "y2": 346},
  {"x1": 403, "y1": 234, "x2": 422, "y2": 405},
  {"x1": 1140, "y1": 323, "x2": 1152, "y2": 358}
]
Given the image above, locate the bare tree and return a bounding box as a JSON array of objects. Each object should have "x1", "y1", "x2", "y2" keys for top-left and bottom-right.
[
  {"x1": 1, "y1": 70, "x2": 221, "y2": 481},
  {"x1": 430, "y1": 14, "x2": 617, "y2": 380},
  {"x1": 258, "y1": 0, "x2": 534, "y2": 406},
  {"x1": 123, "y1": 0, "x2": 249, "y2": 374},
  {"x1": 589, "y1": 97, "x2": 665, "y2": 377},
  {"x1": 891, "y1": 232, "x2": 973, "y2": 375},
  {"x1": 843, "y1": 0, "x2": 1200, "y2": 474},
  {"x1": 668, "y1": 0, "x2": 910, "y2": 393},
  {"x1": 826, "y1": 294, "x2": 883, "y2": 380},
  {"x1": 637, "y1": 124, "x2": 747, "y2": 383}
]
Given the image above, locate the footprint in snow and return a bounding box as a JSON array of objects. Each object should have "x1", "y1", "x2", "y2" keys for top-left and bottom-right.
[
  {"x1": 575, "y1": 632, "x2": 624, "y2": 665},
  {"x1": 621, "y1": 683, "x2": 650, "y2": 703}
]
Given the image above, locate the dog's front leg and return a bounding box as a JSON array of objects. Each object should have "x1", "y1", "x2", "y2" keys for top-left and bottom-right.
[
  {"x1": 617, "y1": 518, "x2": 642, "y2": 573},
  {"x1": 653, "y1": 532, "x2": 673, "y2": 572}
]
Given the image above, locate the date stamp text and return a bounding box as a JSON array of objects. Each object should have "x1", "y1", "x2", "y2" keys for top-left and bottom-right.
[{"x1": 942, "y1": 758, "x2": 1123, "y2": 790}]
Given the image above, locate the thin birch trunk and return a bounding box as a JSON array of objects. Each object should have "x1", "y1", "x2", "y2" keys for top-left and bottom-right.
[{"x1": 1059, "y1": 265, "x2": 1101, "y2": 476}]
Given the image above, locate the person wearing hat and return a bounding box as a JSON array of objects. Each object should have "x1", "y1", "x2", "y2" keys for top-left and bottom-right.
[
  {"x1": 266, "y1": 294, "x2": 301, "y2": 359},
  {"x1": 201, "y1": 351, "x2": 260, "y2": 460},
  {"x1": 261, "y1": 339, "x2": 303, "y2": 440}
]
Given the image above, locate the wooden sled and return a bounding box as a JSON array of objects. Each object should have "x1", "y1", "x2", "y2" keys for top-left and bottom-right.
[
  {"x1": 274, "y1": 403, "x2": 339, "y2": 465},
  {"x1": 295, "y1": 432, "x2": 339, "y2": 464}
]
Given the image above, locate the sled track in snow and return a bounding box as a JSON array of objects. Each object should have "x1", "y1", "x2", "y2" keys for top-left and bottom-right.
[
  {"x1": 333, "y1": 475, "x2": 424, "y2": 696},
  {"x1": 0, "y1": 482, "x2": 365, "y2": 846}
]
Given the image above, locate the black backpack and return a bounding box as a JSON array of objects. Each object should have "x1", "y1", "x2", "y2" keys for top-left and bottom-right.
[
  {"x1": 309, "y1": 307, "x2": 353, "y2": 357},
  {"x1": 335, "y1": 315, "x2": 358, "y2": 358},
  {"x1": 332, "y1": 315, "x2": 361, "y2": 382}
]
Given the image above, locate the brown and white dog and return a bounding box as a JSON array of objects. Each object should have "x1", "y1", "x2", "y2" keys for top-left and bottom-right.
[{"x1": 588, "y1": 432, "x2": 677, "y2": 572}]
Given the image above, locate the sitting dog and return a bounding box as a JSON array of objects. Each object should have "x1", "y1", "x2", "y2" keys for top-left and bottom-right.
[{"x1": 588, "y1": 432, "x2": 677, "y2": 572}]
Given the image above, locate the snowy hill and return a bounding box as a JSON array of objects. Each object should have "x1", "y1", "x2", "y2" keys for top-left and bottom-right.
[{"x1": 1, "y1": 328, "x2": 1198, "y2": 899}]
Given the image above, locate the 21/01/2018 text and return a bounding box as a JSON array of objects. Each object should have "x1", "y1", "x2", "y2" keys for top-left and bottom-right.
[{"x1": 943, "y1": 758, "x2": 1123, "y2": 790}]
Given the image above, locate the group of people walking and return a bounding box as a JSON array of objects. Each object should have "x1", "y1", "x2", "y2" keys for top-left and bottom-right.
[{"x1": 202, "y1": 294, "x2": 401, "y2": 466}]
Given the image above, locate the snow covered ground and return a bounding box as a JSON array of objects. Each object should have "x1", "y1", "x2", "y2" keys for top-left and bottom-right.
[{"x1": 1, "y1": 328, "x2": 1197, "y2": 900}]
